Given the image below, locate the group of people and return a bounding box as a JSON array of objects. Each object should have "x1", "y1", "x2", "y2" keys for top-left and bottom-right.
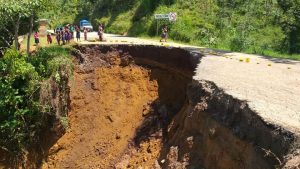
[
  {"x1": 54, "y1": 23, "x2": 105, "y2": 44},
  {"x1": 54, "y1": 24, "x2": 79, "y2": 45},
  {"x1": 33, "y1": 24, "x2": 82, "y2": 47},
  {"x1": 33, "y1": 23, "x2": 168, "y2": 47}
]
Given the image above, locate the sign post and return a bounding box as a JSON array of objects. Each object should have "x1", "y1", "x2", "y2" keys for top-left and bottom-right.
[
  {"x1": 168, "y1": 12, "x2": 177, "y2": 22},
  {"x1": 154, "y1": 14, "x2": 170, "y2": 20},
  {"x1": 154, "y1": 12, "x2": 177, "y2": 36}
]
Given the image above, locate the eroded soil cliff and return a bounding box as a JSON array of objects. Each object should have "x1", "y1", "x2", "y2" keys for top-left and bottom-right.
[{"x1": 42, "y1": 45, "x2": 299, "y2": 169}]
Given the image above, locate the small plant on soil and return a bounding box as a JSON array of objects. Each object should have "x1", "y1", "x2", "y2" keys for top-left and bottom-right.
[{"x1": 60, "y1": 117, "x2": 69, "y2": 129}]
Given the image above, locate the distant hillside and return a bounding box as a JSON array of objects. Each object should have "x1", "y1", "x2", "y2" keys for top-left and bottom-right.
[{"x1": 43, "y1": 0, "x2": 300, "y2": 57}]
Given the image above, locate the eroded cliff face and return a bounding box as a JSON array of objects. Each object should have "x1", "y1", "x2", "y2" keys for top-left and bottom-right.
[
  {"x1": 12, "y1": 45, "x2": 299, "y2": 169},
  {"x1": 159, "y1": 80, "x2": 299, "y2": 169},
  {"x1": 70, "y1": 45, "x2": 298, "y2": 169}
]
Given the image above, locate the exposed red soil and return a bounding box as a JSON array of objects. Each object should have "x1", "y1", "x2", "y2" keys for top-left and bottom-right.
[
  {"x1": 42, "y1": 62, "x2": 160, "y2": 168},
  {"x1": 41, "y1": 45, "x2": 299, "y2": 169}
]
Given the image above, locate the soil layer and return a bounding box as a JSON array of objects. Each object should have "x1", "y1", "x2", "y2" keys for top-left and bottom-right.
[
  {"x1": 43, "y1": 45, "x2": 192, "y2": 168},
  {"x1": 43, "y1": 62, "x2": 159, "y2": 168}
]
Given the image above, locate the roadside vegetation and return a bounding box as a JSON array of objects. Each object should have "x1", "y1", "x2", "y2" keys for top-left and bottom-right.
[
  {"x1": 0, "y1": 0, "x2": 74, "y2": 165},
  {"x1": 0, "y1": 46, "x2": 73, "y2": 165},
  {"x1": 42, "y1": 0, "x2": 300, "y2": 60}
]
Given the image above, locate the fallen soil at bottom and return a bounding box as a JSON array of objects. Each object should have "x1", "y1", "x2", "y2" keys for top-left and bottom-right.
[{"x1": 43, "y1": 64, "x2": 160, "y2": 168}]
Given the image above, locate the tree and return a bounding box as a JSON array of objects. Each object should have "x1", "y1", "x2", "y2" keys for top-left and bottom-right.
[
  {"x1": 0, "y1": 1, "x2": 30, "y2": 51},
  {"x1": 26, "y1": 0, "x2": 50, "y2": 55},
  {"x1": 277, "y1": 0, "x2": 300, "y2": 53},
  {"x1": 0, "y1": 0, "x2": 48, "y2": 55}
]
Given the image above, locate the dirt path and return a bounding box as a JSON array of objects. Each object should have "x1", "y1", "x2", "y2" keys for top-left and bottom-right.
[{"x1": 43, "y1": 63, "x2": 159, "y2": 168}]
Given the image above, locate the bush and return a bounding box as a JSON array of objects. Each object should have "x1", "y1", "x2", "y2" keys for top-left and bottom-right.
[
  {"x1": 0, "y1": 49, "x2": 40, "y2": 157},
  {"x1": 28, "y1": 46, "x2": 73, "y2": 78},
  {"x1": 249, "y1": 26, "x2": 285, "y2": 54},
  {"x1": 0, "y1": 46, "x2": 73, "y2": 163},
  {"x1": 229, "y1": 36, "x2": 251, "y2": 52},
  {"x1": 169, "y1": 15, "x2": 197, "y2": 43}
]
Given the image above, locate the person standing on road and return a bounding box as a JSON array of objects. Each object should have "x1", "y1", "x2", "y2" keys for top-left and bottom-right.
[
  {"x1": 61, "y1": 31, "x2": 66, "y2": 45},
  {"x1": 66, "y1": 30, "x2": 71, "y2": 43},
  {"x1": 70, "y1": 24, "x2": 75, "y2": 39},
  {"x1": 76, "y1": 26, "x2": 81, "y2": 42},
  {"x1": 98, "y1": 24, "x2": 104, "y2": 41},
  {"x1": 47, "y1": 33, "x2": 53, "y2": 44},
  {"x1": 34, "y1": 31, "x2": 39, "y2": 46},
  {"x1": 160, "y1": 25, "x2": 168, "y2": 42},
  {"x1": 56, "y1": 31, "x2": 61, "y2": 45},
  {"x1": 84, "y1": 28, "x2": 88, "y2": 41}
]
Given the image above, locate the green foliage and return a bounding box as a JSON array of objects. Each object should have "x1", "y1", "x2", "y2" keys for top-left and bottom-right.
[
  {"x1": 28, "y1": 46, "x2": 73, "y2": 78},
  {"x1": 43, "y1": 0, "x2": 300, "y2": 58},
  {"x1": 39, "y1": 0, "x2": 80, "y2": 28},
  {"x1": 0, "y1": 49, "x2": 40, "y2": 156},
  {"x1": 277, "y1": 0, "x2": 300, "y2": 53},
  {"x1": 249, "y1": 26, "x2": 285, "y2": 54},
  {"x1": 59, "y1": 116, "x2": 69, "y2": 129},
  {"x1": 0, "y1": 0, "x2": 49, "y2": 54},
  {"x1": 0, "y1": 46, "x2": 72, "y2": 160}
]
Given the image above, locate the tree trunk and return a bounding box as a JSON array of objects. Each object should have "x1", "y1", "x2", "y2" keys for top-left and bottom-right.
[
  {"x1": 27, "y1": 13, "x2": 34, "y2": 55},
  {"x1": 14, "y1": 15, "x2": 20, "y2": 50}
]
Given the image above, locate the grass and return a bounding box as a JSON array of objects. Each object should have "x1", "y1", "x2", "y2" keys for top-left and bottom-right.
[
  {"x1": 141, "y1": 35, "x2": 300, "y2": 61},
  {"x1": 20, "y1": 34, "x2": 76, "y2": 53},
  {"x1": 257, "y1": 50, "x2": 300, "y2": 61},
  {"x1": 20, "y1": 34, "x2": 55, "y2": 53}
]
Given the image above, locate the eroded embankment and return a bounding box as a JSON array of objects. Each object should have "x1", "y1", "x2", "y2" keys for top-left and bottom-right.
[
  {"x1": 42, "y1": 45, "x2": 193, "y2": 168},
  {"x1": 162, "y1": 80, "x2": 299, "y2": 169},
  {"x1": 42, "y1": 45, "x2": 298, "y2": 169}
]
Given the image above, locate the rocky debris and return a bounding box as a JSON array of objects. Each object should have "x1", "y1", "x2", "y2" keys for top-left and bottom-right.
[
  {"x1": 283, "y1": 155, "x2": 300, "y2": 169},
  {"x1": 186, "y1": 136, "x2": 194, "y2": 149},
  {"x1": 94, "y1": 146, "x2": 105, "y2": 156},
  {"x1": 166, "y1": 146, "x2": 189, "y2": 169},
  {"x1": 116, "y1": 134, "x2": 121, "y2": 140},
  {"x1": 142, "y1": 104, "x2": 153, "y2": 117},
  {"x1": 208, "y1": 128, "x2": 216, "y2": 139},
  {"x1": 90, "y1": 82, "x2": 100, "y2": 91},
  {"x1": 105, "y1": 115, "x2": 114, "y2": 123},
  {"x1": 48, "y1": 144, "x2": 64, "y2": 156},
  {"x1": 154, "y1": 160, "x2": 162, "y2": 169},
  {"x1": 115, "y1": 155, "x2": 130, "y2": 169}
]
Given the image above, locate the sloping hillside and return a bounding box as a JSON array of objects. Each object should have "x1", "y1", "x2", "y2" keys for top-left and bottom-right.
[{"x1": 43, "y1": 0, "x2": 300, "y2": 58}]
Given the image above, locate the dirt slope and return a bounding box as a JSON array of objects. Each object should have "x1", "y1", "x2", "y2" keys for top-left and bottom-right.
[{"x1": 43, "y1": 62, "x2": 159, "y2": 168}]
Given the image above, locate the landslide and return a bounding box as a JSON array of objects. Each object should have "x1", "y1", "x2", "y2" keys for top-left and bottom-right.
[
  {"x1": 42, "y1": 45, "x2": 192, "y2": 168},
  {"x1": 42, "y1": 45, "x2": 299, "y2": 169}
]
